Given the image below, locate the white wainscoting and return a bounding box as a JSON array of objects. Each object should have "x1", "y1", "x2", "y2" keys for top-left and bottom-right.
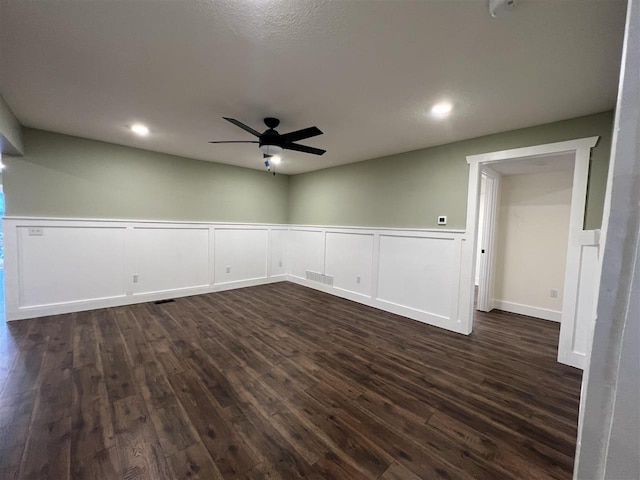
[
  {"x1": 558, "y1": 230, "x2": 601, "y2": 369},
  {"x1": 377, "y1": 234, "x2": 456, "y2": 320},
  {"x1": 287, "y1": 226, "x2": 467, "y2": 333},
  {"x1": 214, "y1": 227, "x2": 268, "y2": 286},
  {"x1": 16, "y1": 225, "x2": 127, "y2": 307},
  {"x1": 325, "y1": 231, "x2": 374, "y2": 297},
  {"x1": 4, "y1": 218, "x2": 601, "y2": 357},
  {"x1": 288, "y1": 228, "x2": 325, "y2": 280},
  {"x1": 269, "y1": 229, "x2": 288, "y2": 277},
  {"x1": 3, "y1": 218, "x2": 288, "y2": 321},
  {"x1": 133, "y1": 227, "x2": 210, "y2": 295}
]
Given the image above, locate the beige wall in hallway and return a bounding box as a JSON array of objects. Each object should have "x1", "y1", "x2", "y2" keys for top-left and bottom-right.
[{"x1": 493, "y1": 170, "x2": 573, "y2": 314}]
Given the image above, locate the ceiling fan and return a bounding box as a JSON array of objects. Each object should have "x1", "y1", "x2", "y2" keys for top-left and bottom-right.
[{"x1": 209, "y1": 117, "x2": 326, "y2": 158}]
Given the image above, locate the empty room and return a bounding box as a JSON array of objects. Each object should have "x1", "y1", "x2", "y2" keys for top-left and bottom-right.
[{"x1": 0, "y1": 1, "x2": 638, "y2": 479}]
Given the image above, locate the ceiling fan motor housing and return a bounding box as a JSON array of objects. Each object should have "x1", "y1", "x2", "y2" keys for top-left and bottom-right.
[
  {"x1": 264, "y1": 117, "x2": 280, "y2": 129},
  {"x1": 260, "y1": 118, "x2": 285, "y2": 153},
  {"x1": 211, "y1": 116, "x2": 326, "y2": 157}
]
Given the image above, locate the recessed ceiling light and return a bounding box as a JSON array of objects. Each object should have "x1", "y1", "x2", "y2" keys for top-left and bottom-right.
[
  {"x1": 271, "y1": 155, "x2": 282, "y2": 165},
  {"x1": 131, "y1": 123, "x2": 149, "y2": 136},
  {"x1": 431, "y1": 102, "x2": 453, "y2": 117}
]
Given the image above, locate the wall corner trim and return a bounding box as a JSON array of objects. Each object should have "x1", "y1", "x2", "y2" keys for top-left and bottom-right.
[{"x1": 0, "y1": 94, "x2": 24, "y2": 155}]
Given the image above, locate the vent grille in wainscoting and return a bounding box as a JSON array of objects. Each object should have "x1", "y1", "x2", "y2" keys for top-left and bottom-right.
[{"x1": 305, "y1": 271, "x2": 334, "y2": 286}]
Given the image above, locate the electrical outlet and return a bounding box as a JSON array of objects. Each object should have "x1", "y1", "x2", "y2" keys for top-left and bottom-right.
[
  {"x1": 28, "y1": 227, "x2": 43, "y2": 236},
  {"x1": 226, "y1": 266, "x2": 231, "y2": 273},
  {"x1": 437, "y1": 216, "x2": 447, "y2": 225},
  {"x1": 550, "y1": 289, "x2": 558, "y2": 298},
  {"x1": 356, "y1": 275, "x2": 361, "y2": 284},
  {"x1": 133, "y1": 274, "x2": 139, "y2": 283}
]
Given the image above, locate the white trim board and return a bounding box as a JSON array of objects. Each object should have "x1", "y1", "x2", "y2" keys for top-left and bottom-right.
[
  {"x1": 8, "y1": 276, "x2": 287, "y2": 321},
  {"x1": 288, "y1": 223, "x2": 465, "y2": 234},
  {"x1": 2, "y1": 215, "x2": 289, "y2": 227},
  {"x1": 493, "y1": 300, "x2": 561, "y2": 323},
  {"x1": 466, "y1": 137, "x2": 599, "y2": 165}
]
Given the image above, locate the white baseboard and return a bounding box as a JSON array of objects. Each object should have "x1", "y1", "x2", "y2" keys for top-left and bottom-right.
[
  {"x1": 287, "y1": 275, "x2": 466, "y2": 334},
  {"x1": 557, "y1": 349, "x2": 586, "y2": 369},
  {"x1": 7, "y1": 276, "x2": 287, "y2": 321},
  {"x1": 493, "y1": 300, "x2": 561, "y2": 322},
  {"x1": 9, "y1": 273, "x2": 459, "y2": 332}
]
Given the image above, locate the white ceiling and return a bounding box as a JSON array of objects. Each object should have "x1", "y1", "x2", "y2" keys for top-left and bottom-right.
[
  {"x1": 489, "y1": 152, "x2": 576, "y2": 175},
  {"x1": 0, "y1": 0, "x2": 626, "y2": 175}
]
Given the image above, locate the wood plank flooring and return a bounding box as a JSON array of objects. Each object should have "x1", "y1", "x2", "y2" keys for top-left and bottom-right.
[{"x1": 0, "y1": 282, "x2": 582, "y2": 479}]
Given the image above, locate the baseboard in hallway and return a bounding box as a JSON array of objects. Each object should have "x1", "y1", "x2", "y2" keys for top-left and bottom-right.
[{"x1": 493, "y1": 299, "x2": 562, "y2": 322}]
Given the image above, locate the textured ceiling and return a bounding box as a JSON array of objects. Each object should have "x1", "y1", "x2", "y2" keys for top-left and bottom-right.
[{"x1": 0, "y1": 0, "x2": 627, "y2": 174}]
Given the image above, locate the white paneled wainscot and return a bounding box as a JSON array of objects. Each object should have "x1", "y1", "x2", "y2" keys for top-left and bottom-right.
[
  {"x1": 4, "y1": 218, "x2": 600, "y2": 356},
  {"x1": 287, "y1": 226, "x2": 467, "y2": 333},
  {"x1": 16, "y1": 225, "x2": 127, "y2": 307},
  {"x1": 558, "y1": 230, "x2": 602, "y2": 369},
  {"x1": 3, "y1": 218, "x2": 288, "y2": 320},
  {"x1": 214, "y1": 228, "x2": 268, "y2": 285},
  {"x1": 5, "y1": 218, "x2": 468, "y2": 334},
  {"x1": 133, "y1": 227, "x2": 209, "y2": 295}
]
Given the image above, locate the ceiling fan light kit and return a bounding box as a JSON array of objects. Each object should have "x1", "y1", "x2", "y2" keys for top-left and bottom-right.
[
  {"x1": 209, "y1": 117, "x2": 326, "y2": 170},
  {"x1": 260, "y1": 144, "x2": 283, "y2": 156}
]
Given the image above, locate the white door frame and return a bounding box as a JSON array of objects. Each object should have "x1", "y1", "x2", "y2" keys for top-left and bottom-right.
[
  {"x1": 460, "y1": 136, "x2": 599, "y2": 368},
  {"x1": 476, "y1": 167, "x2": 500, "y2": 312}
]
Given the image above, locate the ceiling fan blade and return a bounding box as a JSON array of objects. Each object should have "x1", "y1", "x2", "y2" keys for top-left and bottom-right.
[
  {"x1": 208, "y1": 140, "x2": 259, "y2": 144},
  {"x1": 283, "y1": 143, "x2": 326, "y2": 156},
  {"x1": 281, "y1": 126, "x2": 323, "y2": 143},
  {"x1": 223, "y1": 117, "x2": 262, "y2": 137}
]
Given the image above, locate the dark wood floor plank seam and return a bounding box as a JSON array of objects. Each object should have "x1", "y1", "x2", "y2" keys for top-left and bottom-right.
[{"x1": 0, "y1": 282, "x2": 582, "y2": 480}]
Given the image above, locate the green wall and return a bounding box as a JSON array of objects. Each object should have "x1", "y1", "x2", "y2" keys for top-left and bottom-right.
[
  {"x1": 4, "y1": 112, "x2": 614, "y2": 229},
  {"x1": 4, "y1": 128, "x2": 289, "y2": 223},
  {"x1": 288, "y1": 111, "x2": 614, "y2": 230}
]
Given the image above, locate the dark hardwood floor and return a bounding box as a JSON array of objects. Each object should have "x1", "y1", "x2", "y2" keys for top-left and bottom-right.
[{"x1": 0, "y1": 282, "x2": 582, "y2": 479}]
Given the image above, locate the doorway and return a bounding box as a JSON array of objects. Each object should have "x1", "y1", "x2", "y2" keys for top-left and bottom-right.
[
  {"x1": 463, "y1": 136, "x2": 601, "y2": 369},
  {"x1": 476, "y1": 169, "x2": 499, "y2": 312},
  {"x1": 475, "y1": 154, "x2": 575, "y2": 322}
]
